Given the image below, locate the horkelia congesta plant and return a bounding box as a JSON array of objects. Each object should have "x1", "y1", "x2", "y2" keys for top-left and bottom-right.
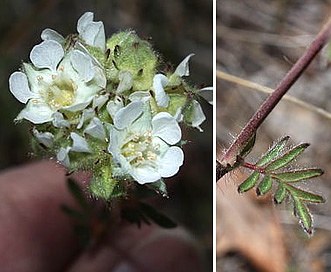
[{"x1": 9, "y1": 12, "x2": 212, "y2": 200}]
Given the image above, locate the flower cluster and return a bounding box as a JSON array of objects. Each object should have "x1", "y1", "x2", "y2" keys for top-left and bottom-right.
[{"x1": 9, "y1": 12, "x2": 212, "y2": 199}]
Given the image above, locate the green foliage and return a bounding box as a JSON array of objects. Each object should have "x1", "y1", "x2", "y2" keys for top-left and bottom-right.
[{"x1": 238, "y1": 136, "x2": 324, "y2": 234}]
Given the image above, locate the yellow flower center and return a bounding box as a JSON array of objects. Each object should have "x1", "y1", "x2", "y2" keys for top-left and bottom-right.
[
  {"x1": 122, "y1": 131, "x2": 160, "y2": 166},
  {"x1": 37, "y1": 67, "x2": 77, "y2": 110}
]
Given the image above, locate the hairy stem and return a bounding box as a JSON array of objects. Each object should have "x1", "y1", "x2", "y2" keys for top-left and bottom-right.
[{"x1": 219, "y1": 17, "x2": 331, "y2": 171}]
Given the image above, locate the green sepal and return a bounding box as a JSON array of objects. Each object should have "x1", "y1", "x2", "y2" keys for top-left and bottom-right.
[
  {"x1": 239, "y1": 132, "x2": 256, "y2": 158},
  {"x1": 256, "y1": 136, "x2": 289, "y2": 167},
  {"x1": 265, "y1": 143, "x2": 309, "y2": 171},
  {"x1": 293, "y1": 197, "x2": 313, "y2": 234},
  {"x1": 238, "y1": 171, "x2": 260, "y2": 193},
  {"x1": 89, "y1": 167, "x2": 126, "y2": 200},
  {"x1": 257, "y1": 175, "x2": 272, "y2": 196},
  {"x1": 285, "y1": 183, "x2": 324, "y2": 203},
  {"x1": 272, "y1": 168, "x2": 323, "y2": 183},
  {"x1": 274, "y1": 182, "x2": 286, "y2": 204}
]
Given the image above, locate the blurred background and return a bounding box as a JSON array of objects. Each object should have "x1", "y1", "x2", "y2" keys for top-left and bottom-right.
[
  {"x1": 217, "y1": 1, "x2": 331, "y2": 271},
  {"x1": 0, "y1": 0, "x2": 213, "y2": 270}
]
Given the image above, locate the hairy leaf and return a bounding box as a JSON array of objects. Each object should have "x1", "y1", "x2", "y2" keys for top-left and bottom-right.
[
  {"x1": 293, "y1": 197, "x2": 313, "y2": 234},
  {"x1": 256, "y1": 136, "x2": 289, "y2": 167},
  {"x1": 285, "y1": 183, "x2": 324, "y2": 203},
  {"x1": 257, "y1": 175, "x2": 272, "y2": 196},
  {"x1": 238, "y1": 171, "x2": 260, "y2": 193},
  {"x1": 272, "y1": 169, "x2": 323, "y2": 183},
  {"x1": 274, "y1": 182, "x2": 286, "y2": 204},
  {"x1": 265, "y1": 143, "x2": 309, "y2": 171}
]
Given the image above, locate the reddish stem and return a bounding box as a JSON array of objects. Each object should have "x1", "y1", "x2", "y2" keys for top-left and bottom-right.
[{"x1": 219, "y1": 17, "x2": 331, "y2": 170}]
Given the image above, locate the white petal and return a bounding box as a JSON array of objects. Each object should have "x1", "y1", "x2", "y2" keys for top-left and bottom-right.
[
  {"x1": 93, "y1": 66, "x2": 107, "y2": 88},
  {"x1": 199, "y1": 87, "x2": 213, "y2": 105},
  {"x1": 152, "y1": 112, "x2": 181, "y2": 145},
  {"x1": 106, "y1": 96, "x2": 123, "y2": 119},
  {"x1": 190, "y1": 100, "x2": 206, "y2": 132},
  {"x1": 81, "y1": 22, "x2": 106, "y2": 50},
  {"x1": 158, "y1": 146, "x2": 184, "y2": 178},
  {"x1": 114, "y1": 101, "x2": 143, "y2": 130},
  {"x1": 84, "y1": 117, "x2": 106, "y2": 140},
  {"x1": 9, "y1": 72, "x2": 36, "y2": 103},
  {"x1": 16, "y1": 101, "x2": 53, "y2": 124},
  {"x1": 92, "y1": 94, "x2": 109, "y2": 110},
  {"x1": 153, "y1": 74, "x2": 169, "y2": 107},
  {"x1": 63, "y1": 101, "x2": 92, "y2": 112},
  {"x1": 131, "y1": 165, "x2": 161, "y2": 184},
  {"x1": 129, "y1": 91, "x2": 151, "y2": 102},
  {"x1": 70, "y1": 50, "x2": 95, "y2": 82},
  {"x1": 57, "y1": 147, "x2": 71, "y2": 167},
  {"x1": 52, "y1": 112, "x2": 70, "y2": 128},
  {"x1": 116, "y1": 71, "x2": 133, "y2": 93},
  {"x1": 77, "y1": 12, "x2": 105, "y2": 50},
  {"x1": 70, "y1": 132, "x2": 92, "y2": 153},
  {"x1": 174, "y1": 107, "x2": 183, "y2": 122},
  {"x1": 41, "y1": 28, "x2": 65, "y2": 44},
  {"x1": 77, "y1": 108, "x2": 95, "y2": 129},
  {"x1": 77, "y1": 12, "x2": 94, "y2": 34},
  {"x1": 32, "y1": 129, "x2": 54, "y2": 148},
  {"x1": 174, "y1": 53, "x2": 194, "y2": 77},
  {"x1": 30, "y1": 40, "x2": 64, "y2": 72}
]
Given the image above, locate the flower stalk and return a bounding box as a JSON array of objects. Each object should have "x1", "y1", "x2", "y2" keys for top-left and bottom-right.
[{"x1": 218, "y1": 17, "x2": 331, "y2": 174}]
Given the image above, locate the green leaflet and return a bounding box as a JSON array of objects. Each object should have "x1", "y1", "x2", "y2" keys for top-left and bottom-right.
[
  {"x1": 293, "y1": 197, "x2": 313, "y2": 234},
  {"x1": 257, "y1": 175, "x2": 272, "y2": 196},
  {"x1": 274, "y1": 182, "x2": 286, "y2": 204},
  {"x1": 239, "y1": 132, "x2": 256, "y2": 158},
  {"x1": 256, "y1": 136, "x2": 289, "y2": 167},
  {"x1": 285, "y1": 183, "x2": 325, "y2": 203},
  {"x1": 265, "y1": 143, "x2": 309, "y2": 171},
  {"x1": 272, "y1": 169, "x2": 323, "y2": 183},
  {"x1": 238, "y1": 171, "x2": 260, "y2": 193}
]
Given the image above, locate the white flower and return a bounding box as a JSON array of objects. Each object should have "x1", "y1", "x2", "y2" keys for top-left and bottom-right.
[
  {"x1": 108, "y1": 102, "x2": 184, "y2": 184},
  {"x1": 9, "y1": 40, "x2": 106, "y2": 124},
  {"x1": 77, "y1": 12, "x2": 105, "y2": 51}
]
